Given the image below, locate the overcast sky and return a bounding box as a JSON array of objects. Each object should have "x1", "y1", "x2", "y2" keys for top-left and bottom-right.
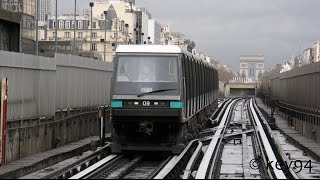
[{"x1": 57, "y1": 0, "x2": 320, "y2": 71}]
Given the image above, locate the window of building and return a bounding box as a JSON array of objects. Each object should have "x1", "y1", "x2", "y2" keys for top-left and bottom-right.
[
  {"x1": 65, "y1": 21, "x2": 70, "y2": 29},
  {"x1": 72, "y1": 21, "x2": 75, "y2": 29},
  {"x1": 92, "y1": 22, "x2": 97, "y2": 29},
  {"x1": 53, "y1": 21, "x2": 56, "y2": 29},
  {"x1": 91, "y1": 43, "x2": 97, "y2": 51},
  {"x1": 78, "y1": 32, "x2": 83, "y2": 39},
  {"x1": 77, "y1": 44, "x2": 83, "y2": 50},
  {"x1": 91, "y1": 32, "x2": 97, "y2": 39},
  {"x1": 64, "y1": 32, "x2": 71, "y2": 39},
  {"x1": 59, "y1": 21, "x2": 64, "y2": 29},
  {"x1": 78, "y1": 21, "x2": 83, "y2": 29}
]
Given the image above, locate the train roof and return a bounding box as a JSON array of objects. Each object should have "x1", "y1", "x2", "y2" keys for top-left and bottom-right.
[
  {"x1": 116, "y1": 45, "x2": 216, "y2": 70},
  {"x1": 116, "y1": 45, "x2": 182, "y2": 54}
]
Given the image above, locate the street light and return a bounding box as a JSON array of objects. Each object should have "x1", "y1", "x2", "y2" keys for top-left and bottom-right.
[
  {"x1": 141, "y1": 32, "x2": 144, "y2": 45},
  {"x1": 73, "y1": 0, "x2": 77, "y2": 55},
  {"x1": 36, "y1": 0, "x2": 39, "y2": 55},
  {"x1": 128, "y1": 0, "x2": 134, "y2": 13},
  {"x1": 89, "y1": 2, "x2": 94, "y2": 59},
  {"x1": 55, "y1": 0, "x2": 58, "y2": 54},
  {"x1": 148, "y1": 36, "x2": 151, "y2": 44},
  {"x1": 125, "y1": 24, "x2": 129, "y2": 44},
  {"x1": 103, "y1": 11, "x2": 108, "y2": 61}
]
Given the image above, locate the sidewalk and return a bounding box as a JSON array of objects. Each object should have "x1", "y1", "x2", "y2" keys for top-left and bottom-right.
[
  {"x1": 256, "y1": 98, "x2": 320, "y2": 161},
  {"x1": 0, "y1": 137, "x2": 100, "y2": 179}
]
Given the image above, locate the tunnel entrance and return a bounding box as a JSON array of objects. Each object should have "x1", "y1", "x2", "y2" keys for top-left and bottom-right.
[{"x1": 230, "y1": 88, "x2": 255, "y2": 96}]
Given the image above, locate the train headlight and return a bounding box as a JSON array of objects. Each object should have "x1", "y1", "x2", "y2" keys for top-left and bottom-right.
[
  {"x1": 170, "y1": 101, "x2": 183, "y2": 109},
  {"x1": 111, "y1": 100, "x2": 123, "y2": 108}
]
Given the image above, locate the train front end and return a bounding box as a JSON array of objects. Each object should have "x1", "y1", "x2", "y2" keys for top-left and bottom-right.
[{"x1": 110, "y1": 45, "x2": 185, "y2": 154}]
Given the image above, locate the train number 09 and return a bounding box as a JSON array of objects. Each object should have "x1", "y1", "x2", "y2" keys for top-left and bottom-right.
[{"x1": 142, "y1": 101, "x2": 151, "y2": 106}]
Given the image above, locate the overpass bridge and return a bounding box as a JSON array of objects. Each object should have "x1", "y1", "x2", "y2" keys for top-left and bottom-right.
[{"x1": 223, "y1": 78, "x2": 257, "y2": 97}]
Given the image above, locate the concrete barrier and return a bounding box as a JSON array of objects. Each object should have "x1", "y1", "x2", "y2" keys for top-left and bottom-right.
[{"x1": 0, "y1": 51, "x2": 113, "y2": 163}]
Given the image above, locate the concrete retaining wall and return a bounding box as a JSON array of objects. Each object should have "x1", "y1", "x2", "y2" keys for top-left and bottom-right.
[
  {"x1": 0, "y1": 51, "x2": 113, "y2": 163},
  {"x1": 270, "y1": 62, "x2": 320, "y2": 110}
]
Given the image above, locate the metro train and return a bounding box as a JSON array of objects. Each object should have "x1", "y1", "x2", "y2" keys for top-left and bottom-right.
[{"x1": 110, "y1": 45, "x2": 219, "y2": 154}]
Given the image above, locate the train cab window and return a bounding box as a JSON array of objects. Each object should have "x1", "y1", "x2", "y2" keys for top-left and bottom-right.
[
  {"x1": 138, "y1": 63, "x2": 156, "y2": 82},
  {"x1": 169, "y1": 58, "x2": 177, "y2": 75},
  {"x1": 117, "y1": 60, "x2": 129, "y2": 81},
  {"x1": 116, "y1": 55, "x2": 178, "y2": 82},
  {"x1": 114, "y1": 55, "x2": 180, "y2": 95}
]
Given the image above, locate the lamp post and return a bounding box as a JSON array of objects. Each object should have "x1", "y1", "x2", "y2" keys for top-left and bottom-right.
[
  {"x1": 115, "y1": 18, "x2": 118, "y2": 48},
  {"x1": 148, "y1": 37, "x2": 151, "y2": 44},
  {"x1": 103, "y1": 11, "x2": 108, "y2": 61},
  {"x1": 36, "y1": 0, "x2": 39, "y2": 55},
  {"x1": 125, "y1": 24, "x2": 129, "y2": 44},
  {"x1": 55, "y1": 0, "x2": 58, "y2": 54},
  {"x1": 73, "y1": 0, "x2": 77, "y2": 55},
  {"x1": 89, "y1": 2, "x2": 94, "y2": 59},
  {"x1": 129, "y1": 0, "x2": 134, "y2": 13},
  {"x1": 141, "y1": 32, "x2": 144, "y2": 44}
]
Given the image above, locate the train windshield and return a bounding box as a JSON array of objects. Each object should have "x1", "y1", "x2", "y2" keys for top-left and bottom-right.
[{"x1": 114, "y1": 55, "x2": 179, "y2": 95}]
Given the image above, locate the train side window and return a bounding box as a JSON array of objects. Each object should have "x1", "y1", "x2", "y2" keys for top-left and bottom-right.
[
  {"x1": 198, "y1": 61, "x2": 202, "y2": 109},
  {"x1": 207, "y1": 68, "x2": 210, "y2": 101},
  {"x1": 197, "y1": 61, "x2": 200, "y2": 110},
  {"x1": 200, "y1": 63, "x2": 205, "y2": 107},
  {"x1": 191, "y1": 57, "x2": 196, "y2": 114},
  {"x1": 198, "y1": 62, "x2": 201, "y2": 109},
  {"x1": 216, "y1": 70, "x2": 219, "y2": 90},
  {"x1": 210, "y1": 69, "x2": 212, "y2": 101},
  {"x1": 204, "y1": 66, "x2": 207, "y2": 105},
  {"x1": 195, "y1": 60, "x2": 198, "y2": 111},
  {"x1": 202, "y1": 64, "x2": 204, "y2": 107},
  {"x1": 208, "y1": 69, "x2": 210, "y2": 102},
  {"x1": 186, "y1": 56, "x2": 191, "y2": 116},
  {"x1": 182, "y1": 55, "x2": 189, "y2": 118},
  {"x1": 208, "y1": 67, "x2": 210, "y2": 103},
  {"x1": 189, "y1": 56, "x2": 194, "y2": 115}
]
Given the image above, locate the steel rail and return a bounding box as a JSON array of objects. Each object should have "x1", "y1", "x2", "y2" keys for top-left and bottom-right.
[
  {"x1": 195, "y1": 99, "x2": 237, "y2": 179},
  {"x1": 182, "y1": 141, "x2": 203, "y2": 179},
  {"x1": 43, "y1": 143, "x2": 110, "y2": 179},
  {"x1": 154, "y1": 140, "x2": 199, "y2": 179},
  {"x1": 249, "y1": 99, "x2": 287, "y2": 179},
  {"x1": 253, "y1": 99, "x2": 300, "y2": 179},
  {"x1": 69, "y1": 154, "x2": 120, "y2": 179}
]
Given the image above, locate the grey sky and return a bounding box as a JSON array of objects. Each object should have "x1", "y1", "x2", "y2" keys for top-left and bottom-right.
[{"x1": 57, "y1": 0, "x2": 320, "y2": 71}]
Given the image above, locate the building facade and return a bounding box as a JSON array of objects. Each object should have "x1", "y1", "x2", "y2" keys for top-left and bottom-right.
[
  {"x1": 311, "y1": 41, "x2": 320, "y2": 63},
  {"x1": 40, "y1": 0, "x2": 158, "y2": 61},
  {"x1": 300, "y1": 41, "x2": 320, "y2": 67},
  {"x1": 240, "y1": 55, "x2": 265, "y2": 80},
  {"x1": 148, "y1": 19, "x2": 161, "y2": 44},
  {"x1": 91, "y1": 0, "x2": 138, "y2": 45},
  {"x1": 39, "y1": 0, "x2": 51, "y2": 21},
  {"x1": 43, "y1": 4, "x2": 129, "y2": 61},
  {"x1": 0, "y1": 0, "x2": 36, "y2": 54}
]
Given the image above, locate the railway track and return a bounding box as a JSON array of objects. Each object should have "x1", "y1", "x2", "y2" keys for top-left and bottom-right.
[
  {"x1": 192, "y1": 98, "x2": 298, "y2": 179},
  {"x1": 39, "y1": 98, "x2": 310, "y2": 179},
  {"x1": 81, "y1": 154, "x2": 171, "y2": 179}
]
